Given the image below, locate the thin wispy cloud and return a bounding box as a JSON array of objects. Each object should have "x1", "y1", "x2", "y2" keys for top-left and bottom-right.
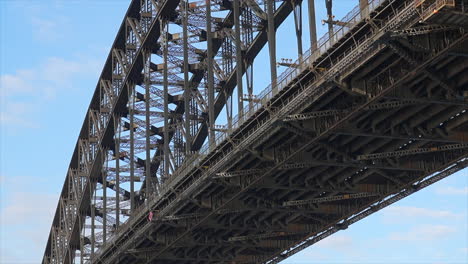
[
  {"x1": 30, "y1": 10, "x2": 71, "y2": 44},
  {"x1": 0, "y1": 191, "x2": 56, "y2": 226},
  {"x1": 435, "y1": 186, "x2": 468, "y2": 195},
  {"x1": 0, "y1": 190, "x2": 57, "y2": 262},
  {"x1": 0, "y1": 70, "x2": 35, "y2": 96},
  {"x1": 315, "y1": 234, "x2": 353, "y2": 250},
  {"x1": 1, "y1": 56, "x2": 99, "y2": 98},
  {"x1": 381, "y1": 206, "x2": 461, "y2": 223},
  {"x1": 0, "y1": 56, "x2": 100, "y2": 129},
  {"x1": 32, "y1": 17, "x2": 61, "y2": 42},
  {"x1": 0, "y1": 175, "x2": 57, "y2": 254},
  {"x1": 0, "y1": 101, "x2": 39, "y2": 128},
  {"x1": 389, "y1": 224, "x2": 455, "y2": 241}
]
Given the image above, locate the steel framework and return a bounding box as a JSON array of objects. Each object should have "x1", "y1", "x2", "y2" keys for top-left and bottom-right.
[{"x1": 43, "y1": 0, "x2": 468, "y2": 263}]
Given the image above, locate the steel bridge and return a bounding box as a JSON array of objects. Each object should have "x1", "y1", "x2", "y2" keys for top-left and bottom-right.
[{"x1": 43, "y1": 0, "x2": 468, "y2": 263}]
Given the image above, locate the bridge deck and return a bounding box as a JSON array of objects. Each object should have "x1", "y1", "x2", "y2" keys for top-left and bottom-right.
[
  {"x1": 91, "y1": 1, "x2": 467, "y2": 263},
  {"x1": 43, "y1": 0, "x2": 468, "y2": 263}
]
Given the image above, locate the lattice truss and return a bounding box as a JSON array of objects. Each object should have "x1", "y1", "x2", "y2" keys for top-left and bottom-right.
[
  {"x1": 44, "y1": 0, "x2": 303, "y2": 262},
  {"x1": 43, "y1": 0, "x2": 468, "y2": 263}
]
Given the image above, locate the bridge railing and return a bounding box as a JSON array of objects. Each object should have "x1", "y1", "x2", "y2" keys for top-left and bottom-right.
[
  {"x1": 90, "y1": 0, "x2": 428, "y2": 261},
  {"x1": 127, "y1": 0, "x2": 392, "y2": 228},
  {"x1": 161, "y1": 0, "x2": 455, "y2": 208},
  {"x1": 154, "y1": 1, "x2": 391, "y2": 199},
  {"x1": 196, "y1": 0, "x2": 385, "y2": 157},
  {"x1": 160, "y1": 0, "x2": 427, "y2": 210},
  {"x1": 418, "y1": 0, "x2": 455, "y2": 20},
  {"x1": 140, "y1": 0, "x2": 390, "y2": 232}
]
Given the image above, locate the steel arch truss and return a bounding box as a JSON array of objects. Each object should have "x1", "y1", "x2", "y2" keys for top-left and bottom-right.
[
  {"x1": 43, "y1": 0, "x2": 304, "y2": 263},
  {"x1": 43, "y1": 0, "x2": 468, "y2": 263}
]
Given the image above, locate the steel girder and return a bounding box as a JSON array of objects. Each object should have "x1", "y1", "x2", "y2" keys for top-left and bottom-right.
[
  {"x1": 43, "y1": 0, "x2": 299, "y2": 263},
  {"x1": 43, "y1": 0, "x2": 468, "y2": 263}
]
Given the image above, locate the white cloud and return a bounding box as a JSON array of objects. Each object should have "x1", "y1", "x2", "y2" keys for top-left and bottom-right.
[
  {"x1": 283, "y1": 235, "x2": 354, "y2": 263},
  {"x1": 31, "y1": 16, "x2": 69, "y2": 43},
  {"x1": 0, "y1": 70, "x2": 35, "y2": 97},
  {"x1": 285, "y1": 250, "x2": 329, "y2": 263},
  {"x1": 0, "y1": 56, "x2": 100, "y2": 129},
  {"x1": 382, "y1": 206, "x2": 460, "y2": 223},
  {"x1": 315, "y1": 234, "x2": 353, "y2": 250},
  {"x1": 0, "y1": 191, "x2": 57, "y2": 226},
  {"x1": 389, "y1": 224, "x2": 455, "y2": 241},
  {"x1": 435, "y1": 186, "x2": 468, "y2": 195},
  {"x1": 0, "y1": 101, "x2": 39, "y2": 128},
  {"x1": 1, "y1": 56, "x2": 99, "y2": 98},
  {"x1": 0, "y1": 186, "x2": 58, "y2": 263}
]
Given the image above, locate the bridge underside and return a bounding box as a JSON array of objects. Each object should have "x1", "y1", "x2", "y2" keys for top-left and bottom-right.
[
  {"x1": 104, "y1": 3, "x2": 468, "y2": 264},
  {"x1": 43, "y1": 0, "x2": 468, "y2": 263}
]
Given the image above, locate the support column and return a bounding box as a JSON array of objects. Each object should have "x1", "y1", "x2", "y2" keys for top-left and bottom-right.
[
  {"x1": 183, "y1": 1, "x2": 191, "y2": 154},
  {"x1": 114, "y1": 115, "x2": 120, "y2": 229},
  {"x1": 102, "y1": 166, "x2": 107, "y2": 245},
  {"x1": 144, "y1": 50, "x2": 153, "y2": 196},
  {"x1": 79, "y1": 222, "x2": 84, "y2": 264},
  {"x1": 206, "y1": 0, "x2": 216, "y2": 148},
  {"x1": 325, "y1": 0, "x2": 334, "y2": 39},
  {"x1": 360, "y1": 0, "x2": 369, "y2": 19},
  {"x1": 308, "y1": 0, "x2": 317, "y2": 50},
  {"x1": 226, "y1": 90, "x2": 233, "y2": 130},
  {"x1": 241, "y1": 8, "x2": 254, "y2": 112},
  {"x1": 293, "y1": 1, "x2": 303, "y2": 59},
  {"x1": 234, "y1": 0, "x2": 244, "y2": 121},
  {"x1": 128, "y1": 84, "x2": 135, "y2": 213},
  {"x1": 163, "y1": 22, "x2": 170, "y2": 182},
  {"x1": 246, "y1": 65, "x2": 254, "y2": 111},
  {"x1": 267, "y1": 0, "x2": 278, "y2": 92},
  {"x1": 90, "y1": 197, "x2": 95, "y2": 259}
]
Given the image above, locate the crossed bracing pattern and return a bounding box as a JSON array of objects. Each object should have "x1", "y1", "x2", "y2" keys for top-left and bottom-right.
[
  {"x1": 44, "y1": 0, "x2": 468, "y2": 263},
  {"x1": 44, "y1": 0, "x2": 300, "y2": 262}
]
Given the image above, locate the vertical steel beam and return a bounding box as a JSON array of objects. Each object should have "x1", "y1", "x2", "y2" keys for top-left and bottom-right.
[
  {"x1": 128, "y1": 84, "x2": 135, "y2": 213},
  {"x1": 234, "y1": 0, "x2": 244, "y2": 121},
  {"x1": 163, "y1": 22, "x2": 170, "y2": 181},
  {"x1": 144, "y1": 50, "x2": 153, "y2": 195},
  {"x1": 246, "y1": 65, "x2": 254, "y2": 110},
  {"x1": 360, "y1": 0, "x2": 368, "y2": 18},
  {"x1": 359, "y1": 0, "x2": 367, "y2": 9},
  {"x1": 206, "y1": 0, "x2": 216, "y2": 148},
  {"x1": 114, "y1": 115, "x2": 120, "y2": 228},
  {"x1": 242, "y1": 8, "x2": 254, "y2": 111},
  {"x1": 90, "y1": 199, "x2": 95, "y2": 259},
  {"x1": 267, "y1": 0, "x2": 278, "y2": 91},
  {"x1": 226, "y1": 90, "x2": 233, "y2": 130},
  {"x1": 325, "y1": 0, "x2": 334, "y2": 39},
  {"x1": 79, "y1": 223, "x2": 84, "y2": 264},
  {"x1": 183, "y1": 1, "x2": 191, "y2": 154},
  {"x1": 293, "y1": 1, "x2": 303, "y2": 58},
  {"x1": 102, "y1": 166, "x2": 107, "y2": 245},
  {"x1": 308, "y1": 0, "x2": 317, "y2": 50}
]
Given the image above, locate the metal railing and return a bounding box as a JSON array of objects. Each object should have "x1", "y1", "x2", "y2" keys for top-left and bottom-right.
[
  {"x1": 418, "y1": 0, "x2": 455, "y2": 20},
  {"x1": 91, "y1": 0, "x2": 394, "y2": 261},
  {"x1": 91, "y1": 0, "x2": 465, "y2": 261},
  {"x1": 185, "y1": 0, "x2": 386, "y2": 177}
]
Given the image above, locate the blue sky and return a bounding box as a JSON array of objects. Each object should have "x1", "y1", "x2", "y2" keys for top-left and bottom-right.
[{"x1": 0, "y1": 1, "x2": 466, "y2": 263}]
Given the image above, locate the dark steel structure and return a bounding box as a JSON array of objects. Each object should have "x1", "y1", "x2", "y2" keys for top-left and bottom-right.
[{"x1": 43, "y1": 0, "x2": 468, "y2": 263}]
